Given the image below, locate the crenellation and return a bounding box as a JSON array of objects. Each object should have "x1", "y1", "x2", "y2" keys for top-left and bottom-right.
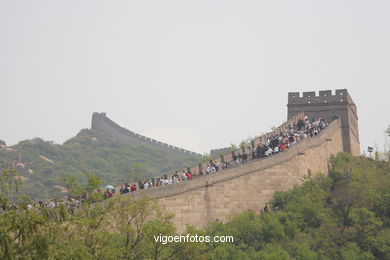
[
  {"x1": 302, "y1": 91, "x2": 315, "y2": 98},
  {"x1": 288, "y1": 89, "x2": 352, "y2": 105},
  {"x1": 335, "y1": 89, "x2": 347, "y2": 96},
  {"x1": 319, "y1": 90, "x2": 332, "y2": 97},
  {"x1": 288, "y1": 92, "x2": 300, "y2": 102}
]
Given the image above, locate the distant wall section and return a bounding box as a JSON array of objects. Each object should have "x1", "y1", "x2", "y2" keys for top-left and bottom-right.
[{"x1": 91, "y1": 112, "x2": 202, "y2": 157}]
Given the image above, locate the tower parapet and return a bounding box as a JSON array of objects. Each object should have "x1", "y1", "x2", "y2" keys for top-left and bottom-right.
[{"x1": 287, "y1": 89, "x2": 359, "y2": 155}]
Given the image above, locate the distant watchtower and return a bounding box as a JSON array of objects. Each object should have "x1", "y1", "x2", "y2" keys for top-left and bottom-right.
[{"x1": 287, "y1": 89, "x2": 360, "y2": 155}]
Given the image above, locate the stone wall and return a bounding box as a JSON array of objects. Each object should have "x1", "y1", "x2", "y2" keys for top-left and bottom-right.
[
  {"x1": 132, "y1": 118, "x2": 344, "y2": 232},
  {"x1": 91, "y1": 112, "x2": 202, "y2": 157}
]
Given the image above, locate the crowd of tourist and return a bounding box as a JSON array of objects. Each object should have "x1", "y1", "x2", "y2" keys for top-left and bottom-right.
[
  {"x1": 124, "y1": 116, "x2": 331, "y2": 192},
  {"x1": 1, "y1": 196, "x2": 85, "y2": 213}
]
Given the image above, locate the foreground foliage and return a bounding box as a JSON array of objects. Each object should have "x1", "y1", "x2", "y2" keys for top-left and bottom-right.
[{"x1": 0, "y1": 153, "x2": 389, "y2": 259}]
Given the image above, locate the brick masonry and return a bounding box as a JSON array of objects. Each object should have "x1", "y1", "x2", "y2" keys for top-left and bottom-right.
[{"x1": 133, "y1": 118, "x2": 344, "y2": 232}]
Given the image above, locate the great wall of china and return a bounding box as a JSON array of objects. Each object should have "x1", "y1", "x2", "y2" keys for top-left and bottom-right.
[
  {"x1": 91, "y1": 112, "x2": 203, "y2": 157},
  {"x1": 93, "y1": 89, "x2": 360, "y2": 233}
]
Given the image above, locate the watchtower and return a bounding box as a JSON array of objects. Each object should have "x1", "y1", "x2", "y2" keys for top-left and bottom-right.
[{"x1": 287, "y1": 89, "x2": 360, "y2": 155}]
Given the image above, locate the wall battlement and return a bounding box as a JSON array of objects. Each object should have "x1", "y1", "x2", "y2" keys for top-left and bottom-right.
[
  {"x1": 287, "y1": 89, "x2": 359, "y2": 155},
  {"x1": 91, "y1": 112, "x2": 202, "y2": 157},
  {"x1": 288, "y1": 89, "x2": 355, "y2": 110}
]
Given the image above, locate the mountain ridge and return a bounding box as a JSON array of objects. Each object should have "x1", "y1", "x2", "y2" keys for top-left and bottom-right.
[{"x1": 0, "y1": 119, "x2": 201, "y2": 200}]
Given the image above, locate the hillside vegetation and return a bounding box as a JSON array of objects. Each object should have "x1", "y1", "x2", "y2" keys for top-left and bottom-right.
[
  {"x1": 203, "y1": 152, "x2": 390, "y2": 259},
  {"x1": 1, "y1": 152, "x2": 389, "y2": 259},
  {"x1": 0, "y1": 129, "x2": 200, "y2": 200}
]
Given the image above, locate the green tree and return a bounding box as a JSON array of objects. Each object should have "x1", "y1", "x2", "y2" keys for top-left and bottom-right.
[
  {"x1": 230, "y1": 143, "x2": 237, "y2": 151},
  {"x1": 0, "y1": 168, "x2": 20, "y2": 210},
  {"x1": 201, "y1": 153, "x2": 211, "y2": 163},
  {"x1": 61, "y1": 175, "x2": 82, "y2": 197},
  {"x1": 239, "y1": 140, "x2": 247, "y2": 149},
  {"x1": 110, "y1": 196, "x2": 178, "y2": 260},
  {"x1": 349, "y1": 208, "x2": 383, "y2": 247},
  {"x1": 85, "y1": 173, "x2": 103, "y2": 202}
]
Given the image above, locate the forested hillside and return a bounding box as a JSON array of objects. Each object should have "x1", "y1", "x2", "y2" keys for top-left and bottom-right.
[{"x1": 0, "y1": 129, "x2": 200, "y2": 200}]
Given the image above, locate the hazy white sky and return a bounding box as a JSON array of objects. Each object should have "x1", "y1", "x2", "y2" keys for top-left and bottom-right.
[{"x1": 1, "y1": 0, "x2": 389, "y2": 154}]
